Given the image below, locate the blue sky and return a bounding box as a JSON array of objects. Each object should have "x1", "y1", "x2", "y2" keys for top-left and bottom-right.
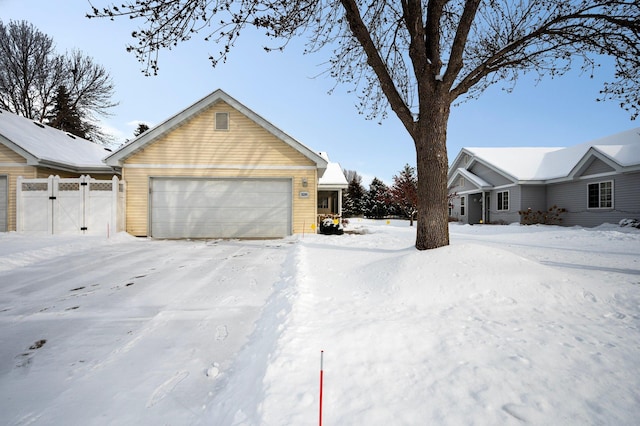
[{"x1": 3, "y1": 0, "x2": 637, "y2": 184}]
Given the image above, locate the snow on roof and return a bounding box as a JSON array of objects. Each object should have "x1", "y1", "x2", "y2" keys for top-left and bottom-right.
[
  {"x1": 319, "y1": 162, "x2": 349, "y2": 187},
  {"x1": 318, "y1": 152, "x2": 348, "y2": 187},
  {"x1": 0, "y1": 109, "x2": 111, "y2": 169},
  {"x1": 454, "y1": 168, "x2": 492, "y2": 189},
  {"x1": 465, "y1": 128, "x2": 640, "y2": 181},
  {"x1": 465, "y1": 147, "x2": 562, "y2": 180}
]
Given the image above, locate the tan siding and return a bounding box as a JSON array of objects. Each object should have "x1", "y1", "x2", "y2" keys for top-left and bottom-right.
[
  {"x1": 0, "y1": 145, "x2": 33, "y2": 231},
  {"x1": 127, "y1": 102, "x2": 313, "y2": 167},
  {"x1": 0, "y1": 165, "x2": 37, "y2": 231},
  {"x1": 0, "y1": 144, "x2": 28, "y2": 163},
  {"x1": 292, "y1": 169, "x2": 318, "y2": 235},
  {"x1": 121, "y1": 100, "x2": 320, "y2": 237}
]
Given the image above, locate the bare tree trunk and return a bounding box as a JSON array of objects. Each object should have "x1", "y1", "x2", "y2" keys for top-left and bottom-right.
[{"x1": 414, "y1": 98, "x2": 450, "y2": 250}]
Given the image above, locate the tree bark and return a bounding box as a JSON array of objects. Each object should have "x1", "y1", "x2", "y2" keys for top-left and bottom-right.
[{"x1": 414, "y1": 97, "x2": 450, "y2": 250}]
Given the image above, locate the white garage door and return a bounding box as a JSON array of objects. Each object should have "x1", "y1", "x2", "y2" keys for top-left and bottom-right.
[
  {"x1": 0, "y1": 176, "x2": 7, "y2": 232},
  {"x1": 150, "y1": 178, "x2": 292, "y2": 239}
]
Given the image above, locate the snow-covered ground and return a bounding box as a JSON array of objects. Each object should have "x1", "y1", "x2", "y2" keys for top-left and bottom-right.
[{"x1": 1, "y1": 221, "x2": 639, "y2": 425}]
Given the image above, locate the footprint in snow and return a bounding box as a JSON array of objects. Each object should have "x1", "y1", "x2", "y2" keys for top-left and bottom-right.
[
  {"x1": 15, "y1": 339, "x2": 47, "y2": 368},
  {"x1": 582, "y1": 291, "x2": 597, "y2": 302},
  {"x1": 215, "y1": 325, "x2": 228, "y2": 341}
]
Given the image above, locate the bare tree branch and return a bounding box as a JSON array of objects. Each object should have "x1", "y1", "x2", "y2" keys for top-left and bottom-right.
[{"x1": 0, "y1": 20, "x2": 118, "y2": 143}]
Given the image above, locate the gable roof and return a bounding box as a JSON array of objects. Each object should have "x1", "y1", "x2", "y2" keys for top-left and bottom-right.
[
  {"x1": 318, "y1": 152, "x2": 348, "y2": 189},
  {"x1": 105, "y1": 89, "x2": 328, "y2": 174},
  {"x1": 450, "y1": 128, "x2": 640, "y2": 184},
  {"x1": 0, "y1": 108, "x2": 113, "y2": 173},
  {"x1": 448, "y1": 167, "x2": 492, "y2": 190}
]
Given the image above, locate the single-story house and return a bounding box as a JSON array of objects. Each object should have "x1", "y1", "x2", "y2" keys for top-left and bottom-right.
[
  {"x1": 448, "y1": 128, "x2": 640, "y2": 227},
  {"x1": 317, "y1": 152, "x2": 349, "y2": 218},
  {"x1": 0, "y1": 109, "x2": 115, "y2": 232},
  {"x1": 105, "y1": 89, "x2": 346, "y2": 239}
]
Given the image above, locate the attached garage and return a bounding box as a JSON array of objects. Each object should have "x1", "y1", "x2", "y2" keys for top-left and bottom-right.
[
  {"x1": 150, "y1": 178, "x2": 292, "y2": 239},
  {"x1": 105, "y1": 90, "x2": 330, "y2": 239}
]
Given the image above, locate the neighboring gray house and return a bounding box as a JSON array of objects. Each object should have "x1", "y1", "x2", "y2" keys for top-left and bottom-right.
[{"x1": 448, "y1": 128, "x2": 640, "y2": 227}]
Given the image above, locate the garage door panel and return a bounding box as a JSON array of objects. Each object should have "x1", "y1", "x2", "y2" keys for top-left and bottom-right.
[
  {"x1": 152, "y1": 206, "x2": 288, "y2": 222},
  {"x1": 153, "y1": 194, "x2": 289, "y2": 210},
  {"x1": 153, "y1": 179, "x2": 290, "y2": 193},
  {"x1": 151, "y1": 178, "x2": 292, "y2": 239},
  {"x1": 151, "y1": 217, "x2": 289, "y2": 239}
]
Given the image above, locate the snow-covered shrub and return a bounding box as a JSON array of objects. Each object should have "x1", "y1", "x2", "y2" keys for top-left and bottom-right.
[
  {"x1": 319, "y1": 218, "x2": 344, "y2": 235},
  {"x1": 519, "y1": 205, "x2": 566, "y2": 225},
  {"x1": 619, "y1": 218, "x2": 640, "y2": 229}
]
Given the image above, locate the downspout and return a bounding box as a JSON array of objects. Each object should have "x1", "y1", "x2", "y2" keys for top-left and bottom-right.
[{"x1": 481, "y1": 191, "x2": 486, "y2": 224}]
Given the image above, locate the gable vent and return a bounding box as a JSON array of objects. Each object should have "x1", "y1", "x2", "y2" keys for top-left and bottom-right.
[{"x1": 215, "y1": 112, "x2": 229, "y2": 130}]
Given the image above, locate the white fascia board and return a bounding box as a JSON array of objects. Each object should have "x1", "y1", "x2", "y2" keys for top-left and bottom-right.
[
  {"x1": 0, "y1": 134, "x2": 38, "y2": 164},
  {"x1": 566, "y1": 148, "x2": 622, "y2": 180},
  {"x1": 319, "y1": 184, "x2": 349, "y2": 191},
  {"x1": 447, "y1": 148, "x2": 473, "y2": 178},
  {"x1": 448, "y1": 168, "x2": 493, "y2": 190},
  {"x1": 37, "y1": 159, "x2": 114, "y2": 174}
]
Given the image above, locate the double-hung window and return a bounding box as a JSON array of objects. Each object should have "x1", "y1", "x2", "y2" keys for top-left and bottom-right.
[
  {"x1": 588, "y1": 181, "x2": 613, "y2": 208},
  {"x1": 497, "y1": 191, "x2": 509, "y2": 211},
  {"x1": 460, "y1": 196, "x2": 466, "y2": 216}
]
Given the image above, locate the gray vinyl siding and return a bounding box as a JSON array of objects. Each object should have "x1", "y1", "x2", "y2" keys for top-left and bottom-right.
[
  {"x1": 454, "y1": 177, "x2": 480, "y2": 193},
  {"x1": 580, "y1": 158, "x2": 615, "y2": 177},
  {"x1": 469, "y1": 163, "x2": 513, "y2": 186},
  {"x1": 547, "y1": 171, "x2": 640, "y2": 227},
  {"x1": 489, "y1": 185, "x2": 521, "y2": 224},
  {"x1": 449, "y1": 194, "x2": 465, "y2": 222},
  {"x1": 520, "y1": 185, "x2": 547, "y2": 212}
]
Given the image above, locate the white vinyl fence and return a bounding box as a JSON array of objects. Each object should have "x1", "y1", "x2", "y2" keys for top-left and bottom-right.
[{"x1": 17, "y1": 175, "x2": 125, "y2": 236}]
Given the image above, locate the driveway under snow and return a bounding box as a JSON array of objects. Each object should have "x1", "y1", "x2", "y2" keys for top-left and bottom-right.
[{"x1": 1, "y1": 221, "x2": 639, "y2": 425}]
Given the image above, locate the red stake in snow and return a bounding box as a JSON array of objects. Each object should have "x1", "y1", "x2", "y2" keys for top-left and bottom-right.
[{"x1": 319, "y1": 350, "x2": 324, "y2": 426}]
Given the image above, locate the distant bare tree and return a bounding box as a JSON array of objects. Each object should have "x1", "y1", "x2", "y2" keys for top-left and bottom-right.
[
  {"x1": 0, "y1": 20, "x2": 62, "y2": 120},
  {"x1": 89, "y1": 1, "x2": 640, "y2": 249},
  {"x1": 0, "y1": 20, "x2": 117, "y2": 143}
]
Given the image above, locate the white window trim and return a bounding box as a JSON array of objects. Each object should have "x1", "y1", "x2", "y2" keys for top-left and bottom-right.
[
  {"x1": 497, "y1": 190, "x2": 509, "y2": 211},
  {"x1": 587, "y1": 180, "x2": 614, "y2": 209},
  {"x1": 215, "y1": 112, "x2": 229, "y2": 131},
  {"x1": 460, "y1": 196, "x2": 466, "y2": 216}
]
